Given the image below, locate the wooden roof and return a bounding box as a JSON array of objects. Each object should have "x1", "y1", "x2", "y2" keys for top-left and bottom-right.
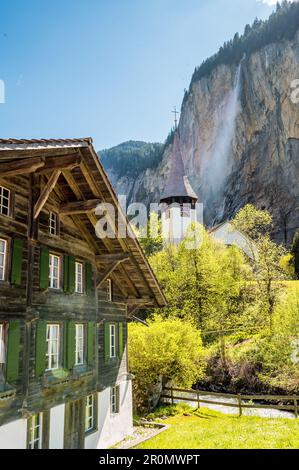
[
  {"x1": 160, "y1": 133, "x2": 198, "y2": 202},
  {"x1": 0, "y1": 137, "x2": 166, "y2": 308}
]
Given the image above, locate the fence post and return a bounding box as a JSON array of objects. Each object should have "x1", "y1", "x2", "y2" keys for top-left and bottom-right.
[
  {"x1": 294, "y1": 399, "x2": 298, "y2": 418},
  {"x1": 171, "y1": 387, "x2": 174, "y2": 406},
  {"x1": 238, "y1": 395, "x2": 242, "y2": 417},
  {"x1": 197, "y1": 391, "x2": 200, "y2": 409}
]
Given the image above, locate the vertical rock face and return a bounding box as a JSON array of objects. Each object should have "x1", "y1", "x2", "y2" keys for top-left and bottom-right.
[
  {"x1": 178, "y1": 30, "x2": 299, "y2": 243},
  {"x1": 103, "y1": 31, "x2": 299, "y2": 244}
]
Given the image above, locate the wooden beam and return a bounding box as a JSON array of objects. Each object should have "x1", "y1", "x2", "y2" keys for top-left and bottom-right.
[
  {"x1": 33, "y1": 170, "x2": 61, "y2": 220},
  {"x1": 60, "y1": 199, "x2": 101, "y2": 215},
  {"x1": 62, "y1": 170, "x2": 114, "y2": 253},
  {"x1": 97, "y1": 259, "x2": 127, "y2": 289},
  {"x1": 0, "y1": 156, "x2": 45, "y2": 176},
  {"x1": 96, "y1": 252, "x2": 130, "y2": 263},
  {"x1": 124, "y1": 298, "x2": 154, "y2": 305},
  {"x1": 127, "y1": 305, "x2": 142, "y2": 317},
  {"x1": 110, "y1": 271, "x2": 128, "y2": 298},
  {"x1": 36, "y1": 153, "x2": 81, "y2": 174}
]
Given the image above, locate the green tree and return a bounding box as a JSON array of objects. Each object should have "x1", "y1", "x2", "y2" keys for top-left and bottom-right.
[
  {"x1": 232, "y1": 204, "x2": 288, "y2": 332},
  {"x1": 128, "y1": 316, "x2": 205, "y2": 412},
  {"x1": 149, "y1": 224, "x2": 258, "y2": 335}
]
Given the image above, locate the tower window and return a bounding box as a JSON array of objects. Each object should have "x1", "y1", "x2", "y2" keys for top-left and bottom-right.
[{"x1": 181, "y1": 205, "x2": 190, "y2": 217}]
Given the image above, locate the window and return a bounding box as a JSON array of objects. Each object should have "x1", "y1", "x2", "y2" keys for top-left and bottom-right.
[
  {"x1": 49, "y1": 253, "x2": 60, "y2": 289},
  {"x1": 109, "y1": 324, "x2": 116, "y2": 358},
  {"x1": 28, "y1": 413, "x2": 43, "y2": 449},
  {"x1": 110, "y1": 386, "x2": 120, "y2": 414},
  {"x1": 0, "y1": 239, "x2": 7, "y2": 281},
  {"x1": 75, "y1": 324, "x2": 84, "y2": 366},
  {"x1": 180, "y1": 205, "x2": 190, "y2": 217},
  {"x1": 46, "y1": 324, "x2": 60, "y2": 370},
  {"x1": 0, "y1": 323, "x2": 6, "y2": 373},
  {"x1": 107, "y1": 278, "x2": 112, "y2": 301},
  {"x1": 85, "y1": 394, "x2": 95, "y2": 432},
  {"x1": 0, "y1": 186, "x2": 10, "y2": 216},
  {"x1": 49, "y1": 211, "x2": 58, "y2": 236},
  {"x1": 75, "y1": 262, "x2": 84, "y2": 294}
]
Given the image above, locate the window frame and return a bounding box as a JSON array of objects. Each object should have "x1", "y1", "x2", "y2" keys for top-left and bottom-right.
[
  {"x1": 0, "y1": 185, "x2": 11, "y2": 217},
  {"x1": 27, "y1": 413, "x2": 43, "y2": 449},
  {"x1": 109, "y1": 323, "x2": 116, "y2": 358},
  {"x1": 75, "y1": 261, "x2": 84, "y2": 294},
  {"x1": 48, "y1": 253, "x2": 61, "y2": 290},
  {"x1": 0, "y1": 322, "x2": 7, "y2": 375},
  {"x1": 110, "y1": 385, "x2": 120, "y2": 415},
  {"x1": 180, "y1": 204, "x2": 191, "y2": 218},
  {"x1": 0, "y1": 238, "x2": 7, "y2": 282},
  {"x1": 49, "y1": 211, "x2": 59, "y2": 237},
  {"x1": 85, "y1": 393, "x2": 97, "y2": 434},
  {"x1": 75, "y1": 323, "x2": 85, "y2": 366},
  {"x1": 107, "y1": 278, "x2": 112, "y2": 302},
  {"x1": 46, "y1": 324, "x2": 60, "y2": 371}
]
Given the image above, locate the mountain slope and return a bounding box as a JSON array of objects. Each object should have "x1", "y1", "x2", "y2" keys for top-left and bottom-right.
[{"x1": 99, "y1": 2, "x2": 299, "y2": 244}]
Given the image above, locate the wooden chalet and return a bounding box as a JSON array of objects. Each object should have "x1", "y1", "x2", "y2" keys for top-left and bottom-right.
[{"x1": 0, "y1": 137, "x2": 166, "y2": 449}]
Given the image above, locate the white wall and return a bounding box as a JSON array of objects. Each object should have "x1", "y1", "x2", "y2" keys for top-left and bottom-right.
[
  {"x1": 85, "y1": 379, "x2": 133, "y2": 449},
  {"x1": 0, "y1": 418, "x2": 27, "y2": 449},
  {"x1": 49, "y1": 404, "x2": 65, "y2": 449},
  {"x1": 211, "y1": 222, "x2": 254, "y2": 258},
  {"x1": 162, "y1": 206, "x2": 197, "y2": 245}
]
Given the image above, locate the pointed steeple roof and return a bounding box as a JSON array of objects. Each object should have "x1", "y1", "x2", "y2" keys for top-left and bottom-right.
[{"x1": 160, "y1": 133, "x2": 198, "y2": 202}]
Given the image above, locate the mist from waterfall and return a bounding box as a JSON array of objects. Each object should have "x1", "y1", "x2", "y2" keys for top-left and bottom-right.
[{"x1": 201, "y1": 58, "x2": 244, "y2": 205}]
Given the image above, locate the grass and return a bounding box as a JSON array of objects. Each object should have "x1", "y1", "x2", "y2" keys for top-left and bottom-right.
[{"x1": 135, "y1": 406, "x2": 299, "y2": 449}]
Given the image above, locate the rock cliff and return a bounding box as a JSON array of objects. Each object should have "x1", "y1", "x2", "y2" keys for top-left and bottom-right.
[{"x1": 100, "y1": 24, "x2": 299, "y2": 244}]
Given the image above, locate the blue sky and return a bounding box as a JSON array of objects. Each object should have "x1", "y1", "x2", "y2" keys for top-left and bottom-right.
[{"x1": 0, "y1": 0, "x2": 276, "y2": 150}]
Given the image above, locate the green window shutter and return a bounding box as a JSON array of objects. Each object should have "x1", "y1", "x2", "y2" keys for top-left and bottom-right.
[
  {"x1": 85, "y1": 262, "x2": 93, "y2": 295},
  {"x1": 118, "y1": 322, "x2": 124, "y2": 359},
  {"x1": 11, "y1": 239, "x2": 23, "y2": 285},
  {"x1": 65, "y1": 321, "x2": 75, "y2": 370},
  {"x1": 68, "y1": 256, "x2": 75, "y2": 294},
  {"x1": 104, "y1": 323, "x2": 110, "y2": 360},
  {"x1": 63, "y1": 255, "x2": 70, "y2": 293},
  {"x1": 87, "y1": 322, "x2": 95, "y2": 365},
  {"x1": 35, "y1": 320, "x2": 47, "y2": 377},
  {"x1": 6, "y1": 320, "x2": 21, "y2": 382},
  {"x1": 40, "y1": 247, "x2": 49, "y2": 289}
]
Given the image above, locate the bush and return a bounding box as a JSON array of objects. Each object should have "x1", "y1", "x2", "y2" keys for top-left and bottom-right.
[{"x1": 128, "y1": 316, "x2": 206, "y2": 413}]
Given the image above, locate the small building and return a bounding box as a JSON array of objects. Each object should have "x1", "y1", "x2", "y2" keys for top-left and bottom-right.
[
  {"x1": 208, "y1": 221, "x2": 254, "y2": 259},
  {"x1": 160, "y1": 134, "x2": 198, "y2": 244},
  {"x1": 0, "y1": 137, "x2": 166, "y2": 449}
]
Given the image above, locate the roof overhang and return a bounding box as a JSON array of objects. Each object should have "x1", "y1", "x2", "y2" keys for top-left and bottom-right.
[{"x1": 0, "y1": 137, "x2": 167, "y2": 308}]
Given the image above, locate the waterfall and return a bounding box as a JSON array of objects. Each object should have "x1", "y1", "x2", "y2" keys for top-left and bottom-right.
[{"x1": 201, "y1": 57, "x2": 245, "y2": 207}]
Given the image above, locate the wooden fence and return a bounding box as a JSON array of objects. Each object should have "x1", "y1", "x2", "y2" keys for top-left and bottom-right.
[{"x1": 161, "y1": 386, "x2": 299, "y2": 418}]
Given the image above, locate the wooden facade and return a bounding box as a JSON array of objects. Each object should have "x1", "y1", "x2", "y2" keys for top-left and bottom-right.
[{"x1": 0, "y1": 138, "x2": 166, "y2": 449}]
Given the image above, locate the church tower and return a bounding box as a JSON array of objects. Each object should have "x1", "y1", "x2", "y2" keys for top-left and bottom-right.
[{"x1": 160, "y1": 133, "x2": 198, "y2": 244}]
